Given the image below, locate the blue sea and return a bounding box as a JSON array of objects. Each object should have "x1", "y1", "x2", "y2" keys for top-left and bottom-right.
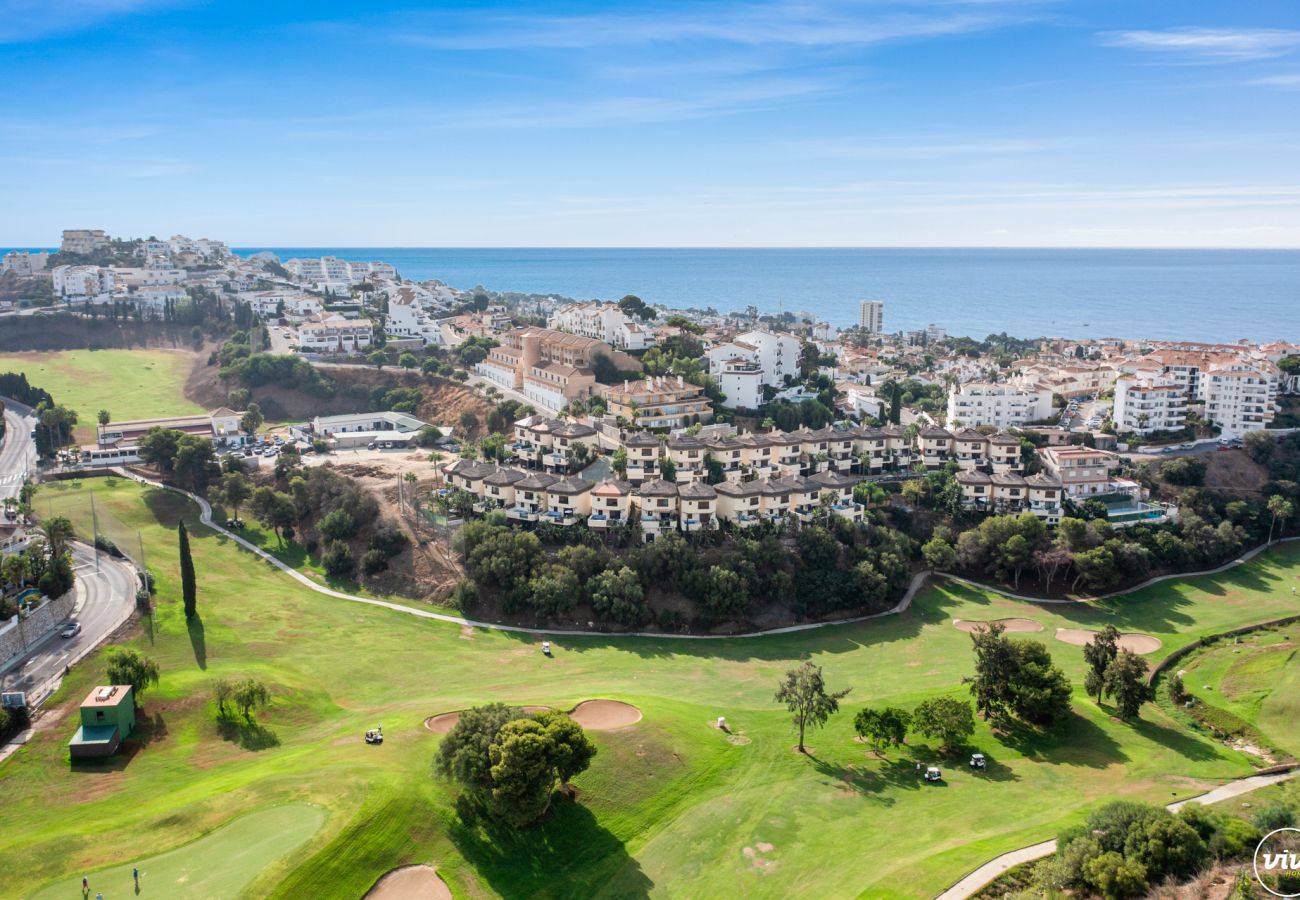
[{"x1": 10, "y1": 246, "x2": 1298, "y2": 343}]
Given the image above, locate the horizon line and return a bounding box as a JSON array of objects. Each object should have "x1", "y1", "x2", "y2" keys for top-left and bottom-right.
[{"x1": 7, "y1": 244, "x2": 1300, "y2": 252}]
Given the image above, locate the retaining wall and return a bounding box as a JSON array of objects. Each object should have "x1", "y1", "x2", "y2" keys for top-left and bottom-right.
[{"x1": 0, "y1": 591, "x2": 75, "y2": 668}]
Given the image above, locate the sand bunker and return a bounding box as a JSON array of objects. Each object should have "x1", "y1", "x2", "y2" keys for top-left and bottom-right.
[
  {"x1": 365, "y1": 865, "x2": 451, "y2": 900},
  {"x1": 1055, "y1": 628, "x2": 1162, "y2": 654},
  {"x1": 568, "y1": 699, "x2": 643, "y2": 730},
  {"x1": 953, "y1": 618, "x2": 1044, "y2": 634},
  {"x1": 424, "y1": 706, "x2": 551, "y2": 734}
]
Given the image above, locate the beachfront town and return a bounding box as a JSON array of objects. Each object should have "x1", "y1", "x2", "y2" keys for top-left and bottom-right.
[{"x1": 3, "y1": 228, "x2": 1299, "y2": 542}]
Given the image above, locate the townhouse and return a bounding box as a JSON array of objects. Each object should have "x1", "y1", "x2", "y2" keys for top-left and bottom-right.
[
  {"x1": 296, "y1": 313, "x2": 374, "y2": 353},
  {"x1": 1038, "y1": 446, "x2": 1121, "y2": 498},
  {"x1": 955, "y1": 470, "x2": 1064, "y2": 524}
]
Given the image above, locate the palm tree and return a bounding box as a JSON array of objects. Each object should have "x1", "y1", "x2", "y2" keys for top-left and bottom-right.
[
  {"x1": 41, "y1": 516, "x2": 75, "y2": 560},
  {"x1": 1267, "y1": 495, "x2": 1293, "y2": 545}
]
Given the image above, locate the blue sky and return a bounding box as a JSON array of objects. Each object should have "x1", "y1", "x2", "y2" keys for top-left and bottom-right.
[{"x1": 2, "y1": 0, "x2": 1298, "y2": 247}]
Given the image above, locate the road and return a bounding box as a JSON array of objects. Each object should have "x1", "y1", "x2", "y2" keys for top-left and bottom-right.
[
  {"x1": 0, "y1": 398, "x2": 38, "y2": 504},
  {"x1": 0, "y1": 543, "x2": 137, "y2": 702},
  {"x1": 0, "y1": 395, "x2": 138, "y2": 710}
]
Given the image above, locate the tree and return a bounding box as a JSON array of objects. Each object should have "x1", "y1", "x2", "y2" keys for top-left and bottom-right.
[
  {"x1": 589, "y1": 565, "x2": 645, "y2": 625},
  {"x1": 611, "y1": 447, "x2": 628, "y2": 478},
  {"x1": 213, "y1": 678, "x2": 234, "y2": 719},
  {"x1": 921, "y1": 537, "x2": 956, "y2": 571},
  {"x1": 41, "y1": 515, "x2": 74, "y2": 560},
  {"x1": 240, "y1": 402, "x2": 264, "y2": 436},
  {"x1": 1268, "y1": 495, "x2": 1293, "y2": 544},
  {"x1": 658, "y1": 456, "x2": 677, "y2": 482},
  {"x1": 533, "y1": 710, "x2": 597, "y2": 786},
  {"x1": 1007, "y1": 639, "x2": 1073, "y2": 726},
  {"x1": 232, "y1": 678, "x2": 270, "y2": 721},
  {"x1": 173, "y1": 435, "x2": 216, "y2": 493},
  {"x1": 1103, "y1": 649, "x2": 1153, "y2": 719},
  {"x1": 105, "y1": 648, "x2": 160, "y2": 707},
  {"x1": 178, "y1": 521, "x2": 197, "y2": 620},
  {"x1": 368, "y1": 349, "x2": 388, "y2": 368},
  {"x1": 250, "y1": 486, "x2": 297, "y2": 545},
  {"x1": 220, "y1": 472, "x2": 250, "y2": 523},
  {"x1": 97, "y1": 409, "x2": 111, "y2": 428},
  {"x1": 968, "y1": 622, "x2": 1017, "y2": 721},
  {"x1": 138, "y1": 427, "x2": 182, "y2": 473},
  {"x1": 399, "y1": 351, "x2": 418, "y2": 370},
  {"x1": 437, "y1": 703, "x2": 523, "y2": 796},
  {"x1": 911, "y1": 696, "x2": 975, "y2": 752},
  {"x1": 1082, "y1": 851, "x2": 1147, "y2": 900},
  {"x1": 617, "y1": 294, "x2": 656, "y2": 321},
  {"x1": 774, "y1": 661, "x2": 850, "y2": 753},
  {"x1": 853, "y1": 706, "x2": 911, "y2": 754},
  {"x1": 1083, "y1": 624, "x2": 1120, "y2": 703},
  {"x1": 459, "y1": 410, "x2": 479, "y2": 434},
  {"x1": 322, "y1": 541, "x2": 355, "y2": 578}
]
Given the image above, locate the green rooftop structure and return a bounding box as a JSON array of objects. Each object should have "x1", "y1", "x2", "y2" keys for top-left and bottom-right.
[{"x1": 69, "y1": 685, "x2": 135, "y2": 759}]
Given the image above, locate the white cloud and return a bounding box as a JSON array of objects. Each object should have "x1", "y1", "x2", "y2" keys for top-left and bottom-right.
[{"x1": 1101, "y1": 27, "x2": 1300, "y2": 63}]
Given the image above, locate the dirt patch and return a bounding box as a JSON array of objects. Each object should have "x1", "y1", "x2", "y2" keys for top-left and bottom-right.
[
  {"x1": 569, "y1": 699, "x2": 642, "y2": 730},
  {"x1": 365, "y1": 864, "x2": 452, "y2": 900},
  {"x1": 1055, "y1": 628, "x2": 1163, "y2": 654},
  {"x1": 953, "y1": 618, "x2": 1044, "y2": 634},
  {"x1": 424, "y1": 706, "x2": 552, "y2": 734}
]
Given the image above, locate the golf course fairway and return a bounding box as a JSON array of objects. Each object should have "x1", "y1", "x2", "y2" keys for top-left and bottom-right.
[{"x1": 29, "y1": 803, "x2": 325, "y2": 899}]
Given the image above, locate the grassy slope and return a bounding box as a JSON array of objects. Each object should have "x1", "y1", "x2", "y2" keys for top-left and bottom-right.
[
  {"x1": 4, "y1": 479, "x2": 1300, "y2": 899},
  {"x1": 1182, "y1": 624, "x2": 1300, "y2": 756},
  {"x1": 0, "y1": 349, "x2": 203, "y2": 439}
]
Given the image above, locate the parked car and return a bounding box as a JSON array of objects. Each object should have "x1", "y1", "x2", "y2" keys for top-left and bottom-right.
[{"x1": 59, "y1": 622, "x2": 82, "y2": 639}]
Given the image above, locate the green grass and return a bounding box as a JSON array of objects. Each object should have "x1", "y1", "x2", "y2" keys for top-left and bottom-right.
[
  {"x1": 1180, "y1": 624, "x2": 1300, "y2": 757},
  {"x1": 30, "y1": 803, "x2": 325, "y2": 900},
  {"x1": 0, "y1": 348, "x2": 203, "y2": 440},
  {"x1": 4, "y1": 479, "x2": 1300, "y2": 898}
]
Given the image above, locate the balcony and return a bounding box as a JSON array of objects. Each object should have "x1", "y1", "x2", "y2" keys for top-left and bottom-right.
[
  {"x1": 542, "y1": 510, "x2": 580, "y2": 527},
  {"x1": 506, "y1": 507, "x2": 539, "y2": 522}
]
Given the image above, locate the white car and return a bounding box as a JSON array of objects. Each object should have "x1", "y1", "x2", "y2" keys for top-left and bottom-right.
[{"x1": 60, "y1": 622, "x2": 82, "y2": 639}]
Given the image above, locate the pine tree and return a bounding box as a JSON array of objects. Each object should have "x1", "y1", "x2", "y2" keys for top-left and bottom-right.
[{"x1": 179, "y1": 521, "x2": 197, "y2": 620}]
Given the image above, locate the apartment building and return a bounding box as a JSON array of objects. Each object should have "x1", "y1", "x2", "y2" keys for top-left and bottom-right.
[
  {"x1": 600, "y1": 376, "x2": 713, "y2": 429},
  {"x1": 858, "y1": 300, "x2": 884, "y2": 334},
  {"x1": 715, "y1": 357, "x2": 764, "y2": 410},
  {"x1": 244, "y1": 290, "x2": 322, "y2": 321},
  {"x1": 705, "y1": 330, "x2": 801, "y2": 387},
  {"x1": 478, "y1": 327, "x2": 638, "y2": 413},
  {"x1": 296, "y1": 314, "x2": 374, "y2": 353},
  {"x1": 51, "y1": 265, "x2": 114, "y2": 299},
  {"x1": 1202, "y1": 362, "x2": 1278, "y2": 438},
  {"x1": 549, "y1": 301, "x2": 656, "y2": 350},
  {"x1": 130, "y1": 284, "x2": 189, "y2": 313},
  {"x1": 946, "y1": 382, "x2": 1053, "y2": 429},
  {"x1": 386, "y1": 287, "x2": 441, "y2": 344},
  {"x1": 2, "y1": 250, "x2": 50, "y2": 275},
  {"x1": 1112, "y1": 375, "x2": 1187, "y2": 435},
  {"x1": 60, "y1": 229, "x2": 110, "y2": 255}
]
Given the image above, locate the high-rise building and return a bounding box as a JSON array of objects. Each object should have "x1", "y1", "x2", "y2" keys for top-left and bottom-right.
[{"x1": 858, "y1": 300, "x2": 883, "y2": 333}]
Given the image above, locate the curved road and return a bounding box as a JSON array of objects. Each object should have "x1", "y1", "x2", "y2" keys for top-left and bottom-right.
[{"x1": 0, "y1": 397, "x2": 138, "y2": 710}]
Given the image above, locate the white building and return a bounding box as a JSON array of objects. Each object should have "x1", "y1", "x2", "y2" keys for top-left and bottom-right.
[
  {"x1": 858, "y1": 300, "x2": 883, "y2": 334},
  {"x1": 706, "y1": 330, "x2": 801, "y2": 387},
  {"x1": 296, "y1": 314, "x2": 374, "y2": 353},
  {"x1": 1112, "y1": 375, "x2": 1187, "y2": 436},
  {"x1": 716, "y1": 358, "x2": 764, "y2": 410},
  {"x1": 548, "y1": 301, "x2": 656, "y2": 351},
  {"x1": 947, "y1": 382, "x2": 1052, "y2": 429},
  {"x1": 110, "y1": 266, "x2": 185, "y2": 287},
  {"x1": 2, "y1": 250, "x2": 50, "y2": 276},
  {"x1": 51, "y1": 265, "x2": 114, "y2": 300},
  {"x1": 243, "y1": 290, "x2": 322, "y2": 321},
  {"x1": 1202, "y1": 362, "x2": 1278, "y2": 438},
  {"x1": 130, "y1": 284, "x2": 189, "y2": 313},
  {"x1": 386, "y1": 287, "x2": 442, "y2": 344}
]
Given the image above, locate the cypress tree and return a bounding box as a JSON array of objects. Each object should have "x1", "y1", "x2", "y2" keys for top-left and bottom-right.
[{"x1": 179, "y1": 521, "x2": 197, "y2": 620}]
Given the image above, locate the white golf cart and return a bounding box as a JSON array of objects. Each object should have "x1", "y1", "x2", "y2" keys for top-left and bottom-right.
[
  {"x1": 969, "y1": 753, "x2": 987, "y2": 770},
  {"x1": 365, "y1": 725, "x2": 384, "y2": 745},
  {"x1": 924, "y1": 766, "x2": 943, "y2": 783}
]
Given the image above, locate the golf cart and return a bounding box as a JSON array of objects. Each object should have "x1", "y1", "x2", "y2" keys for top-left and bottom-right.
[
  {"x1": 541, "y1": 641, "x2": 551, "y2": 656},
  {"x1": 924, "y1": 766, "x2": 943, "y2": 783},
  {"x1": 364, "y1": 725, "x2": 384, "y2": 745},
  {"x1": 969, "y1": 753, "x2": 987, "y2": 770}
]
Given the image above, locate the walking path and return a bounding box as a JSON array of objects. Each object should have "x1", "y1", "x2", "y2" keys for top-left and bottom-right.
[
  {"x1": 121, "y1": 469, "x2": 1298, "y2": 641},
  {"x1": 935, "y1": 769, "x2": 1297, "y2": 900}
]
